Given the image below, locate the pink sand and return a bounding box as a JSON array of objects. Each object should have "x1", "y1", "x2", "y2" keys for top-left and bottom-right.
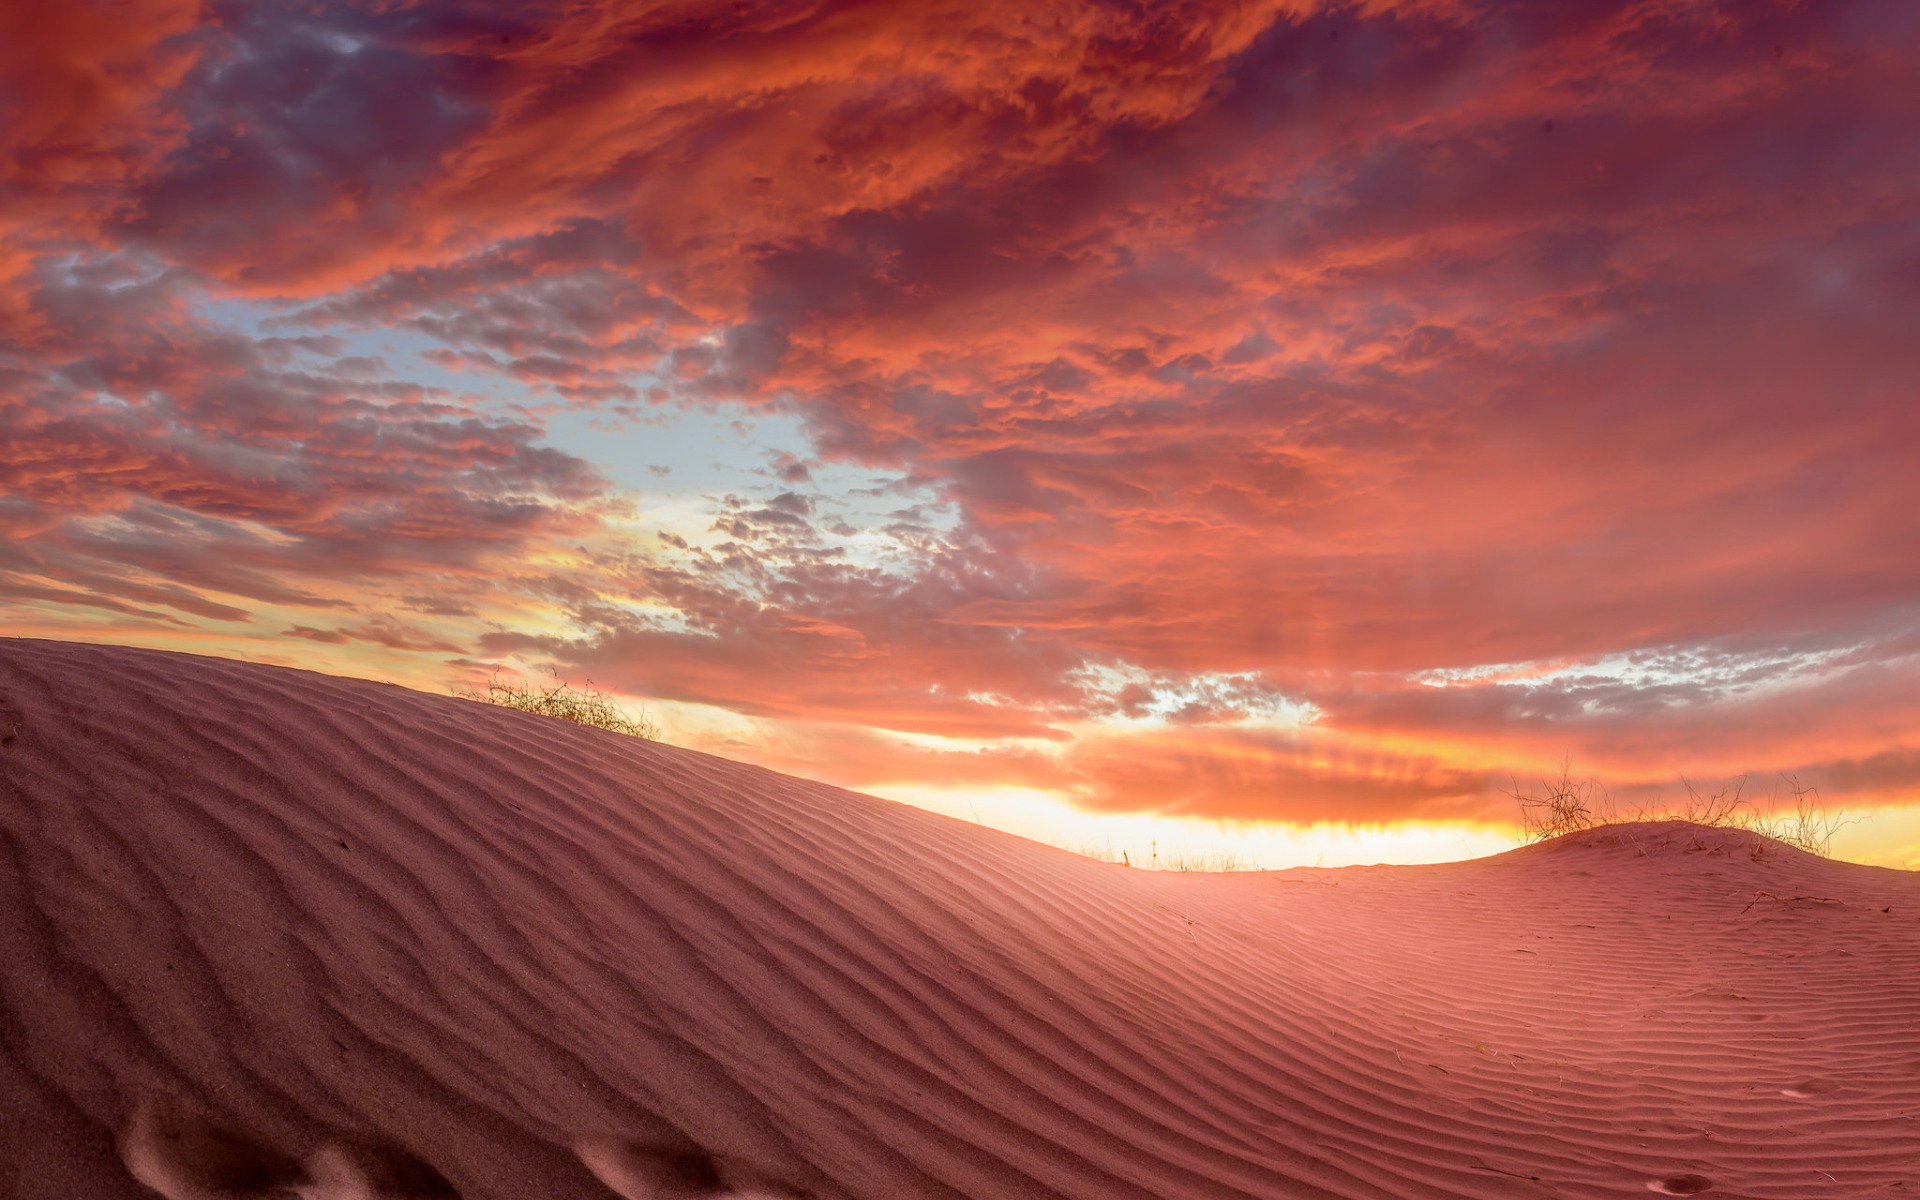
[{"x1": 1, "y1": 638, "x2": 1915, "y2": 1198}]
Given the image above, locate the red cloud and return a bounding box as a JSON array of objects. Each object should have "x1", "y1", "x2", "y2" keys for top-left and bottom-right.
[{"x1": 6, "y1": 0, "x2": 1920, "y2": 825}]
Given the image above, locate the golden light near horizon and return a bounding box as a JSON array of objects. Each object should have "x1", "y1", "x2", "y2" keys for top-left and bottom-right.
[
  {"x1": 876, "y1": 782, "x2": 1526, "y2": 870},
  {"x1": 5, "y1": 0, "x2": 1920, "y2": 861}
]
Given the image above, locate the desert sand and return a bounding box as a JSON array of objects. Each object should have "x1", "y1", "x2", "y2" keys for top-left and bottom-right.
[{"x1": 0, "y1": 637, "x2": 1915, "y2": 1199}]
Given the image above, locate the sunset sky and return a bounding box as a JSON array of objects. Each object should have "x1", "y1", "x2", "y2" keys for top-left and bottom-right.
[{"x1": 6, "y1": 0, "x2": 1919, "y2": 866}]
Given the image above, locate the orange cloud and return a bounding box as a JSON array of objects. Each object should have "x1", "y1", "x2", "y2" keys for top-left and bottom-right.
[{"x1": 5, "y1": 0, "x2": 1920, "y2": 829}]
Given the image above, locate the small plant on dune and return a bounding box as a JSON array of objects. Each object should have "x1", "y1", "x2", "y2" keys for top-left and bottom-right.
[
  {"x1": 1507, "y1": 756, "x2": 1601, "y2": 841},
  {"x1": 1668, "y1": 773, "x2": 1852, "y2": 857},
  {"x1": 1511, "y1": 757, "x2": 1850, "y2": 858},
  {"x1": 1159, "y1": 849, "x2": 1256, "y2": 872},
  {"x1": 1746, "y1": 774, "x2": 1853, "y2": 858},
  {"x1": 1076, "y1": 840, "x2": 1128, "y2": 866},
  {"x1": 457, "y1": 669, "x2": 658, "y2": 740},
  {"x1": 1674, "y1": 775, "x2": 1750, "y2": 827},
  {"x1": 1070, "y1": 839, "x2": 1255, "y2": 871}
]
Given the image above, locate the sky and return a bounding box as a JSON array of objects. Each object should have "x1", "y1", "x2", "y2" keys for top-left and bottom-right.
[{"x1": 5, "y1": 0, "x2": 1920, "y2": 868}]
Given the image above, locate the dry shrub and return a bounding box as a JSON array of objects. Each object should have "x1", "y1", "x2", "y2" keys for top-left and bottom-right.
[
  {"x1": 1733, "y1": 774, "x2": 1851, "y2": 857},
  {"x1": 1507, "y1": 756, "x2": 1601, "y2": 841},
  {"x1": 457, "y1": 670, "x2": 658, "y2": 740},
  {"x1": 1655, "y1": 773, "x2": 1849, "y2": 856},
  {"x1": 1775, "y1": 796, "x2": 1846, "y2": 856},
  {"x1": 1511, "y1": 758, "x2": 1850, "y2": 857}
]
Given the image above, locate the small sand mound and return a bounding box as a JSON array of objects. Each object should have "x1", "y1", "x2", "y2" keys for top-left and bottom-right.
[{"x1": 2, "y1": 638, "x2": 1916, "y2": 1199}]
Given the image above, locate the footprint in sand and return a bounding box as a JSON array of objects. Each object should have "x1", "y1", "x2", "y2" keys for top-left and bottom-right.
[
  {"x1": 1647, "y1": 1175, "x2": 1713, "y2": 1195},
  {"x1": 575, "y1": 1138, "x2": 807, "y2": 1200},
  {"x1": 296, "y1": 1140, "x2": 461, "y2": 1198},
  {"x1": 1781, "y1": 1078, "x2": 1839, "y2": 1098},
  {"x1": 119, "y1": 1097, "x2": 807, "y2": 1200},
  {"x1": 121, "y1": 1098, "x2": 306, "y2": 1200},
  {"x1": 120, "y1": 1097, "x2": 457, "y2": 1199}
]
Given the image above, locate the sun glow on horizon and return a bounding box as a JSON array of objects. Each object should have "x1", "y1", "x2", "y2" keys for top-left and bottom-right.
[
  {"x1": 7, "y1": 0, "x2": 1920, "y2": 865},
  {"x1": 874, "y1": 782, "x2": 1524, "y2": 870}
]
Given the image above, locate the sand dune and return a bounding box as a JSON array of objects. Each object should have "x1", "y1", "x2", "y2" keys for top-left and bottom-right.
[{"x1": 1, "y1": 638, "x2": 1915, "y2": 1199}]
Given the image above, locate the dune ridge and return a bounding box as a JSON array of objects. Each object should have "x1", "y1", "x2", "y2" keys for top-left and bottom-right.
[{"x1": 1, "y1": 637, "x2": 1916, "y2": 1199}]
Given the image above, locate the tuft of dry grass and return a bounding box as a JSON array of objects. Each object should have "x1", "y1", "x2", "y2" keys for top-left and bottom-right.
[
  {"x1": 456, "y1": 670, "x2": 659, "y2": 740},
  {"x1": 1506, "y1": 756, "x2": 1599, "y2": 842},
  {"x1": 1510, "y1": 759, "x2": 1851, "y2": 857},
  {"x1": 1743, "y1": 774, "x2": 1853, "y2": 858},
  {"x1": 1073, "y1": 838, "x2": 1255, "y2": 871},
  {"x1": 1157, "y1": 848, "x2": 1257, "y2": 872}
]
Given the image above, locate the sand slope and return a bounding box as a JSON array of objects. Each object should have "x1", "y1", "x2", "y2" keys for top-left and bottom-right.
[{"x1": 1, "y1": 639, "x2": 1916, "y2": 1200}]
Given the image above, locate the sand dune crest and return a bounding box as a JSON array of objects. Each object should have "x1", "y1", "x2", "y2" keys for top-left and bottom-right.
[{"x1": 3, "y1": 638, "x2": 1918, "y2": 1199}]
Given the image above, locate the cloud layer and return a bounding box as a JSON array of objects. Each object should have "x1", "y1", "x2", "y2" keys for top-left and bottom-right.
[{"x1": 7, "y1": 0, "x2": 1920, "y2": 828}]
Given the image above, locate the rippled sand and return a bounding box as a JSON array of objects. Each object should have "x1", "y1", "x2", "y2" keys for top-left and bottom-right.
[{"x1": 2, "y1": 638, "x2": 1916, "y2": 1199}]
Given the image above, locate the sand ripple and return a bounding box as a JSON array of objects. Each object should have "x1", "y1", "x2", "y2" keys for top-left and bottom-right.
[{"x1": 2, "y1": 638, "x2": 1916, "y2": 1198}]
